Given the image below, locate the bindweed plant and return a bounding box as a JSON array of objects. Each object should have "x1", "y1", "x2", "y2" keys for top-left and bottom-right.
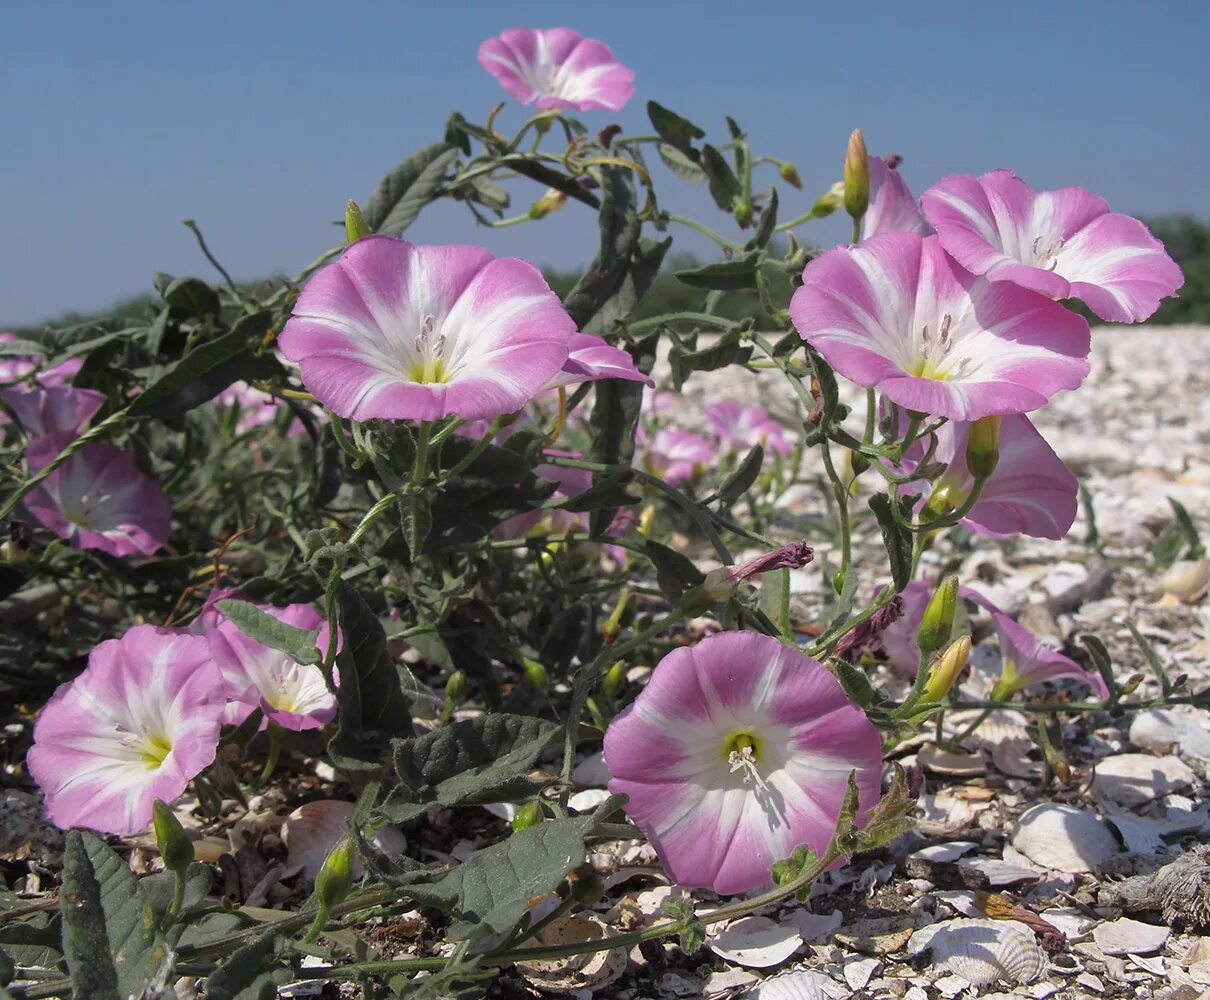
[{"x1": 0, "y1": 24, "x2": 1196, "y2": 998}]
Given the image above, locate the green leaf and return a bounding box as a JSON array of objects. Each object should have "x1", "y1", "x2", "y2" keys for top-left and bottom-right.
[
  {"x1": 717, "y1": 444, "x2": 764, "y2": 506},
  {"x1": 0, "y1": 338, "x2": 45, "y2": 358},
  {"x1": 162, "y1": 276, "x2": 220, "y2": 319},
  {"x1": 203, "y1": 932, "x2": 284, "y2": 1000},
  {"x1": 701, "y1": 144, "x2": 741, "y2": 211},
  {"x1": 1169, "y1": 496, "x2": 1205, "y2": 559},
  {"x1": 402, "y1": 491, "x2": 432, "y2": 556},
  {"x1": 868, "y1": 493, "x2": 914, "y2": 591},
  {"x1": 0, "y1": 945, "x2": 12, "y2": 988},
  {"x1": 674, "y1": 255, "x2": 761, "y2": 291},
  {"x1": 381, "y1": 714, "x2": 561, "y2": 823},
  {"x1": 1126, "y1": 621, "x2": 1171, "y2": 695},
  {"x1": 216, "y1": 600, "x2": 322, "y2": 665},
  {"x1": 646, "y1": 101, "x2": 704, "y2": 160},
  {"x1": 129, "y1": 311, "x2": 280, "y2": 419},
  {"x1": 855, "y1": 762, "x2": 915, "y2": 850},
  {"x1": 832, "y1": 771, "x2": 863, "y2": 853},
  {"x1": 562, "y1": 168, "x2": 641, "y2": 332},
  {"x1": 744, "y1": 189, "x2": 779, "y2": 250},
  {"x1": 769, "y1": 844, "x2": 819, "y2": 900},
  {"x1": 644, "y1": 539, "x2": 705, "y2": 602},
  {"x1": 1080, "y1": 633, "x2": 1117, "y2": 695},
  {"x1": 552, "y1": 470, "x2": 638, "y2": 514},
  {"x1": 328, "y1": 583, "x2": 414, "y2": 779},
  {"x1": 668, "y1": 327, "x2": 754, "y2": 390},
  {"x1": 657, "y1": 143, "x2": 706, "y2": 184},
  {"x1": 660, "y1": 897, "x2": 706, "y2": 953},
  {"x1": 362, "y1": 142, "x2": 460, "y2": 236},
  {"x1": 416, "y1": 811, "x2": 611, "y2": 940},
  {"x1": 835, "y1": 659, "x2": 882, "y2": 710},
  {"x1": 60, "y1": 830, "x2": 168, "y2": 1000}
]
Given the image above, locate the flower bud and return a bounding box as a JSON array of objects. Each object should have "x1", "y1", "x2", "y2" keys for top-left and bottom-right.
[
  {"x1": 778, "y1": 161, "x2": 803, "y2": 189},
  {"x1": 920, "y1": 634, "x2": 971, "y2": 704},
  {"x1": 152, "y1": 799, "x2": 194, "y2": 874},
  {"x1": 528, "y1": 187, "x2": 568, "y2": 220},
  {"x1": 314, "y1": 836, "x2": 356, "y2": 908},
  {"x1": 601, "y1": 662, "x2": 627, "y2": 698},
  {"x1": 965, "y1": 415, "x2": 1002, "y2": 480},
  {"x1": 923, "y1": 479, "x2": 961, "y2": 519},
  {"x1": 916, "y1": 576, "x2": 959, "y2": 658},
  {"x1": 445, "y1": 670, "x2": 468, "y2": 702},
  {"x1": 734, "y1": 199, "x2": 754, "y2": 227},
  {"x1": 843, "y1": 130, "x2": 869, "y2": 221},
  {"x1": 521, "y1": 657, "x2": 549, "y2": 693},
  {"x1": 809, "y1": 181, "x2": 845, "y2": 219},
  {"x1": 344, "y1": 200, "x2": 371, "y2": 243},
  {"x1": 512, "y1": 800, "x2": 544, "y2": 832},
  {"x1": 1120, "y1": 671, "x2": 1145, "y2": 696}
]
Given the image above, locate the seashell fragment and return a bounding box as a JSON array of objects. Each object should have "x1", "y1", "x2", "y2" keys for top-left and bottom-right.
[
  {"x1": 1092, "y1": 916, "x2": 1170, "y2": 956},
  {"x1": 1091, "y1": 753, "x2": 1195, "y2": 807},
  {"x1": 743, "y1": 968, "x2": 846, "y2": 999},
  {"x1": 1011, "y1": 803, "x2": 1118, "y2": 874},
  {"x1": 1130, "y1": 708, "x2": 1210, "y2": 760},
  {"x1": 516, "y1": 913, "x2": 626, "y2": 993},
  {"x1": 1159, "y1": 558, "x2": 1209, "y2": 603},
  {"x1": 281, "y1": 799, "x2": 405, "y2": 879},
  {"x1": 923, "y1": 918, "x2": 1048, "y2": 986},
  {"x1": 707, "y1": 915, "x2": 803, "y2": 968}
]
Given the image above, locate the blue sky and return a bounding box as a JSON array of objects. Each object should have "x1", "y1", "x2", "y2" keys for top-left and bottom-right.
[{"x1": 4, "y1": 0, "x2": 1209, "y2": 325}]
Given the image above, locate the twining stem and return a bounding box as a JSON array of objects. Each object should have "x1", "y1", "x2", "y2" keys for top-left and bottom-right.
[{"x1": 663, "y1": 213, "x2": 744, "y2": 253}]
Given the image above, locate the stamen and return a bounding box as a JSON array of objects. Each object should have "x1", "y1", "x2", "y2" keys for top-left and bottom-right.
[{"x1": 728, "y1": 745, "x2": 768, "y2": 789}]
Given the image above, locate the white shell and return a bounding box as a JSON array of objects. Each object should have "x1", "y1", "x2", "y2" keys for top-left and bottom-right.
[
  {"x1": 1130, "y1": 707, "x2": 1210, "y2": 759},
  {"x1": 1091, "y1": 753, "x2": 1195, "y2": 807},
  {"x1": 515, "y1": 913, "x2": 626, "y2": 993},
  {"x1": 1011, "y1": 803, "x2": 1117, "y2": 873},
  {"x1": 707, "y1": 915, "x2": 803, "y2": 969},
  {"x1": 923, "y1": 918, "x2": 1047, "y2": 986},
  {"x1": 1159, "y1": 558, "x2": 1209, "y2": 602},
  {"x1": 281, "y1": 799, "x2": 405, "y2": 879},
  {"x1": 744, "y1": 968, "x2": 846, "y2": 999},
  {"x1": 1092, "y1": 916, "x2": 1170, "y2": 957}
]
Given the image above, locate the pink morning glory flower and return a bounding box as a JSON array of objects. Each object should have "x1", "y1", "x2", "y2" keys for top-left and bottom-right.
[
  {"x1": 643, "y1": 426, "x2": 716, "y2": 485},
  {"x1": 278, "y1": 236, "x2": 598, "y2": 423},
  {"x1": 3, "y1": 385, "x2": 106, "y2": 467},
  {"x1": 477, "y1": 28, "x2": 635, "y2": 112},
  {"x1": 206, "y1": 602, "x2": 337, "y2": 731},
  {"x1": 27, "y1": 626, "x2": 225, "y2": 836},
  {"x1": 0, "y1": 333, "x2": 37, "y2": 385},
  {"x1": 899, "y1": 413, "x2": 1078, "y2": 540},
  {"x1": 541, "y1": 333, "x2": 652, "y2": 393},
  {"x1": 604, "y1": 630, "x2": 883, "y2": 895},
  {"x1": 990, "y1": 611, "x2": 1108, "y2": 700},
  {"x1": 23, "y1": 443, "x2": 171, "y2": 557},
  {"x1": 704, "y1": 401, "x2": 794, "y2": 457},
  {"x1": 864, "y1": 156, "x2": 933, "y2": 239},
  {"x1": 790, "y1": 232, "x2": 1091, "y2": 420},
  {"x1": 921, "y1": 170, "x2": 1183, "y2": 323}
]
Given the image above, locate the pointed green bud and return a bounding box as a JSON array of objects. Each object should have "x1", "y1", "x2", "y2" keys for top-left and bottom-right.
[
  {"x1": 152, "y1": 799, "x2": 194, "y2": 874},
  {"x1": 778, "y1": 161, "x2": 803, "y2": 189},
  {"x1": 445, "y1": 670, "x2": 468, "y2": 702},
  {"x1": 920, "y1": 634, "x2": 971, "y2": 704},
  {"x1": 734, "y1": 198, "x2": 755, "y2": 227},
  {"x1": 601, "y1": 662, "x2": 627, "y2": 698},
  {"x1": 314, "y1": 836, "x2": 356, "y2": 908},
  {"x1": 521, "y1": 657, "x2": 549, "y2": 693},
  {"x1": 843, "y1": 129, "x2": 869, "y2": 221},
  {"x1": 344, "y1": 200, "x2": 371, "y2": 243},
  {"x1": 923, "y1": 479, "x2": 961, "y2": 519},
  {"x1": 966, "y1": 415, "x2": 1002, "y2": 480},
  {"x1": 512, "y1": 800, "x2": 544, "y2": 832},
  {"x1": 916, "y1": 575, "x2": 960, "y2": 658}
]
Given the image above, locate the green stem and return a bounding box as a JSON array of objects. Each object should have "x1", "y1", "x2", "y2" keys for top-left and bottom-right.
[
  {"x1": 183, "y1": 219, "x2": 240, "y2": 295},
  {"x1": 250, "y1": 723, "x2": 286, "y2": 791},
  {"x1": 663, "y1": 213, "x2": 744, "y2": 252}
]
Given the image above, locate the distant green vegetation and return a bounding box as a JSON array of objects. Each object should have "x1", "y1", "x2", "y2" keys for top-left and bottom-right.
[{"x1": 11, "y1": 215, "x2": 1210, "y2": 336}]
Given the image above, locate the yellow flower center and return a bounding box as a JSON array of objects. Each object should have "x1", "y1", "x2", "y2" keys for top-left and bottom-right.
[{"x1": 139, "y1": 733, "x2": 173, "y2": 769}]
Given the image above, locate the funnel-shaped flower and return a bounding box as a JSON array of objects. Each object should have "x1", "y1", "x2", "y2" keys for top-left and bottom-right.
[
  {"x1": 643, "y1": 426, "x2": 716, "y2": 485},
  {"x1": 921, "y1": 171, "x2": 1183, "y2": 322},
  {"x1": 478, "y1": 28, "x2": 635, "y2": 112},
  {"x1": 604, "y1": 630, "x2": 882, "y2": 894},
  {"x1": 990, "y1": 611, "x2": 1108, "y2": 700},
  {"x1": 705, "y1": 401, "x2": 794, "y2": 457},
  {"x1": 4, "y1": 385, "x2": 106, "y2": 466},
  {"x1": 540, "y1": 333, "x2": 652, "y2": 393},
  {"x1": 278, "y1": 237, "x2": 589, "y2": 423},
  {"x1": 790, "y1": 233, "x2": 1090, "y2": 420},
  {"x1": 899, "y1": 413, "x2": 1078, "y2": 539},
  {"x1": 24, "y1": 444, "x2": 171, "y2": 557},
  {"x1": 27, "y1": 626, "x2": 225, "y2": 835},
  {"x1": 206, "y1": 602, "x2": 337, "y2": 731},
  {"x1": 864, "y1": 156, "x2": 933, "y2": 239}
]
